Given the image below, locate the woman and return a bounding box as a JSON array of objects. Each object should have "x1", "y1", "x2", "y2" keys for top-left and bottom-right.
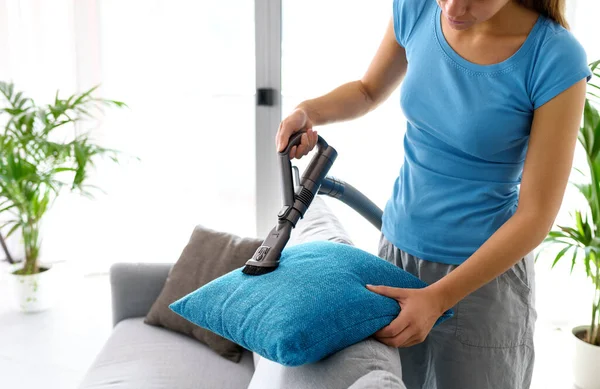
[{"x1": 276, "y1": 0, "x2": 592, "y2": 388}]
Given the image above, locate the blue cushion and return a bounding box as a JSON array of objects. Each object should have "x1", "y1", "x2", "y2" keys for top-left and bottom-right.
[{"x1": 169, "y1": 240, "x2": 453, "y2": 366}]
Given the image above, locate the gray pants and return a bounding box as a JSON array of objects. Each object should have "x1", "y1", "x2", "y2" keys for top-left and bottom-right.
[{"x1": 377, "y1": 233, "x2": 537, "y2": 389}]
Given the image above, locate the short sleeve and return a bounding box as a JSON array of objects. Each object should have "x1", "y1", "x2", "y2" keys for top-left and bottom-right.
[
  {"x1": 393, "y1": 0, "x2": 430, "y2": 48},
  {"x1": 530, "y1": 29, "x2": 593, "y2": 109}
]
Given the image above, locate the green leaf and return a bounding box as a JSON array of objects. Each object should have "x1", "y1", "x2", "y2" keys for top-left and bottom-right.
[
  {"x1": 5, "y1": 222, "x2": 21, "y2": 239},
  {"x1": 0, "y1": 81, "x2": 14, "y2": 104},
  {"x1": 573, "y1": 167, "x2": 589, "y2": 177},
  {"x1": 573, "y1": 182, "x2": 593, "y2": 198},
  {"x1": 110, "y1": 100, "x2": 128, "y2": 108},
  {"x1": 51, "y1": 167, "x2": 75, "y2": 174},
  {"x1": 559, "y1": 225, "x2": 585, "y2": 243},
  {"x1": 591, "y1": 111, "x2": 600, "y2": 160},
  {"x1": 0, "y1": 219, "x2": 18, "y2": 231},
  {"x1": 552, "y1": 245, "x2": 572, "y2": 268},
  {"x1": 583, "y1": 100, "x2": 599, "y2": 157},
  {"x1": 585, "y1": 252, "x2": 593, "y2": 278},
  {"x1": 0, "y1": 203, "x2": 16, "y2": 214},
  {"x1": 548, "y1": 230, "x2": 569, "y2": 239},
  {"x1": 576, "y1": 211, "x2": 585, "y2": 234},
  {"x1": 579, "y1": 211, "x2": 593, "y2": 243},
  {"x1": 543, "y1": 238, "x2": 574, "y2": 247},
  {"x1": 71, "y1": 85, "x2": 100, "y2": 107},
  {"x1": 570, "y1": 248, "x2": 579, "y2": 274}
]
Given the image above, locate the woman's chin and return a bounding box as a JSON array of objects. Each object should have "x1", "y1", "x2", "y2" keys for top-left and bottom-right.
[{"x1": 445, "y1": 15, "x2": 475, "y2": 31}]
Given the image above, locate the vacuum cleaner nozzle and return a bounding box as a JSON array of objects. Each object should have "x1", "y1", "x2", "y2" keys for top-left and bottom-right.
[
  {"x1": 242, "y1": 130, "x2": 336, "y2": 276},
  {"x1": 241, "y1": 263, "x2": 276, "y2": 276},
  {"x1": 242, "y1": 219, "x2": 293, "y2": 275}
]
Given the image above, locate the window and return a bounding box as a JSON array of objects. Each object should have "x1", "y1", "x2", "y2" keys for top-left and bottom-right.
[{"x1": 282, "y1": 0, "x2": 402, "y2": 252}]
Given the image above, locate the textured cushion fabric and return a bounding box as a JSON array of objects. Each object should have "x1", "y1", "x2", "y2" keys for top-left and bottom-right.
[
  {"x1": 78, "y1": 318, "x2": 254, "y2": 389},
  {"x1": 144, "y1": 225, "x2": 263, "y2": 362},
  {"x1": 348, "y1": 371, "x2": 407, "y2": 389},
  {"x1": 252, "y1": 195, "x2": 355, "y2": 366},
  {"x1": 169, "y1": 240, "x2": 454, "y2": 366},
  {"x1": 247, "y1": 337, "x2": 403, "y2": 389}
]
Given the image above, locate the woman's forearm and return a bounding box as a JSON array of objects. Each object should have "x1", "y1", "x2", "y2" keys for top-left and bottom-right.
[
  {"x1": 429, "y1": 210, "x2": 550, "y2": 313},
  {"x1": 296, "y1": 80, "x2": 378, "y2": 127}
]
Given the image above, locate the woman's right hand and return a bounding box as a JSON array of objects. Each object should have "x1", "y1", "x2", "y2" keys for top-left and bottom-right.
[{"x1": 275, "y1": 108, "x2": 318, "y2": 160}]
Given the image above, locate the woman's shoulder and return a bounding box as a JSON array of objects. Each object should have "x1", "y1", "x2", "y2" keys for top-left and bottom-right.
[
  {"x1": 393, "y1": 0, "x2": 436, "y2": 47},
  {"x1": 532, "y1": 15, "x2": 588, "y2": 60},
  {"x1": 527, "y1": 16, "x2": 592, "y2": 109}
]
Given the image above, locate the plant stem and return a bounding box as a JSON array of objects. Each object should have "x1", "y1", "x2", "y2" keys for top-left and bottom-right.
[
  {"x1": 589, "y1": 258, "x2": 600, "y2": 346},
  {"x1": 0, "y1": 232, "x2": 15, "y2": 264},
  {"x1": 22, "y1": 221, "x2": 39, "y2": 274},
  {"x1": 590, "y1": 293, "x2": 600, "y2": 346}
]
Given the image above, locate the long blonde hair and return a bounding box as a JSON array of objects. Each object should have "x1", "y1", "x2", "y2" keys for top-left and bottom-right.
[{"x1": 517, "y1": 0, "x2": 569, "y2": 29}]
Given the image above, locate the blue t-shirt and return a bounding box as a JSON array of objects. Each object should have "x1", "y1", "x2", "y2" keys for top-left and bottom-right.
[{"x1": 381, "y1": 0, "x2": 593, "y2": 265}]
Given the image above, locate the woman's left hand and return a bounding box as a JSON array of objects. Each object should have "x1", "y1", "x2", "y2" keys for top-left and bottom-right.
[{"x1": 366, "y1": 284, "x2": 446, "y2": 348}]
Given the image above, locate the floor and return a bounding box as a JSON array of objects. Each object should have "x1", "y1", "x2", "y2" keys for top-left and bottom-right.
[
  {"x1": 0, "y1": 263, "x2": 113, "y2": 389},
  {"x1": 0, "y1": 261, "x2": 580, "y2": 389}
]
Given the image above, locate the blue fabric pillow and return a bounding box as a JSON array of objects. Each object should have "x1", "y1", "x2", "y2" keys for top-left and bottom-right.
[{"x1": 169, "y1": 240, "x2": 453, "y2": 366}]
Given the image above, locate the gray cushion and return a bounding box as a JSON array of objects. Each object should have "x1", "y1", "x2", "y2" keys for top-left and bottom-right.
[
  {"x1": 110, "y1": 263, "x2": 172, "y2": 327},
  {"x1": 78, "y1": 318, "x2": 254, "y2": 389},
  {"x1": 144, "y1": 225, "x2": 263, "y2": 362}
]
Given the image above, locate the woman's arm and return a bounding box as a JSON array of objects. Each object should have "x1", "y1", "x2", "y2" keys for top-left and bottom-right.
[
  {"x1": 277, "y1": 18, "x2": 408, "y2": 157},
  {"x1": 368, "y1": 78, "x2": 588, "y2": 348}
]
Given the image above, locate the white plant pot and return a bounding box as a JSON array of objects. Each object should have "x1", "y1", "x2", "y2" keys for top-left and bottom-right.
[
  {"x1": 8, "y1": 262, "x2": 57, "y2": 313},
  {"x1": 572, "y1": 325, "x2": 600, "y2": 389}
]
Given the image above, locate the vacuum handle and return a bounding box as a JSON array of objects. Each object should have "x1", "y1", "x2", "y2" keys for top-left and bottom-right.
[
  {"x1": 278, "y1": 130, "x2": 329, "y2": 207},
  {"x1": 279, "y1": 131, "x2": 305, "y2": 207}
]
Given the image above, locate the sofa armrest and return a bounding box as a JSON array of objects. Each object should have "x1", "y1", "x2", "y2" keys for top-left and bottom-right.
[{"x1": 110, "y1": 262, "x2": 172, "y2": 327}]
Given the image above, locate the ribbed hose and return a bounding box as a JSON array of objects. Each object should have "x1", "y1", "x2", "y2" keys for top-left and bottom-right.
[{"x1": 318, "y1": 176, "x2": 383, "y2": 231}]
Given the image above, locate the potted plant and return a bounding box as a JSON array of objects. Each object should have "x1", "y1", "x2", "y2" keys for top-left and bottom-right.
[
  {"x1": 539, "y1": 59, "x2": 600, "y2": 389},
  {"x1": 0, "y1": 82, "x2": 126, "y2": 312}
]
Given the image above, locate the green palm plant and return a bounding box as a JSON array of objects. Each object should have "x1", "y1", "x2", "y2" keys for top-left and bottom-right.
[
  {"x1": 539, "y1": 59, "x2": 600, "y2": 346},
  {"x1": 0, "y1": 82, "x2": 126, "y2": 275}
]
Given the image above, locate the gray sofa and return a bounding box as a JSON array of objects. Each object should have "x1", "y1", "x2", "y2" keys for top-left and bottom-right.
[{"x1": 78, "y1": 196, "x2": 405, "y2": 389}]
